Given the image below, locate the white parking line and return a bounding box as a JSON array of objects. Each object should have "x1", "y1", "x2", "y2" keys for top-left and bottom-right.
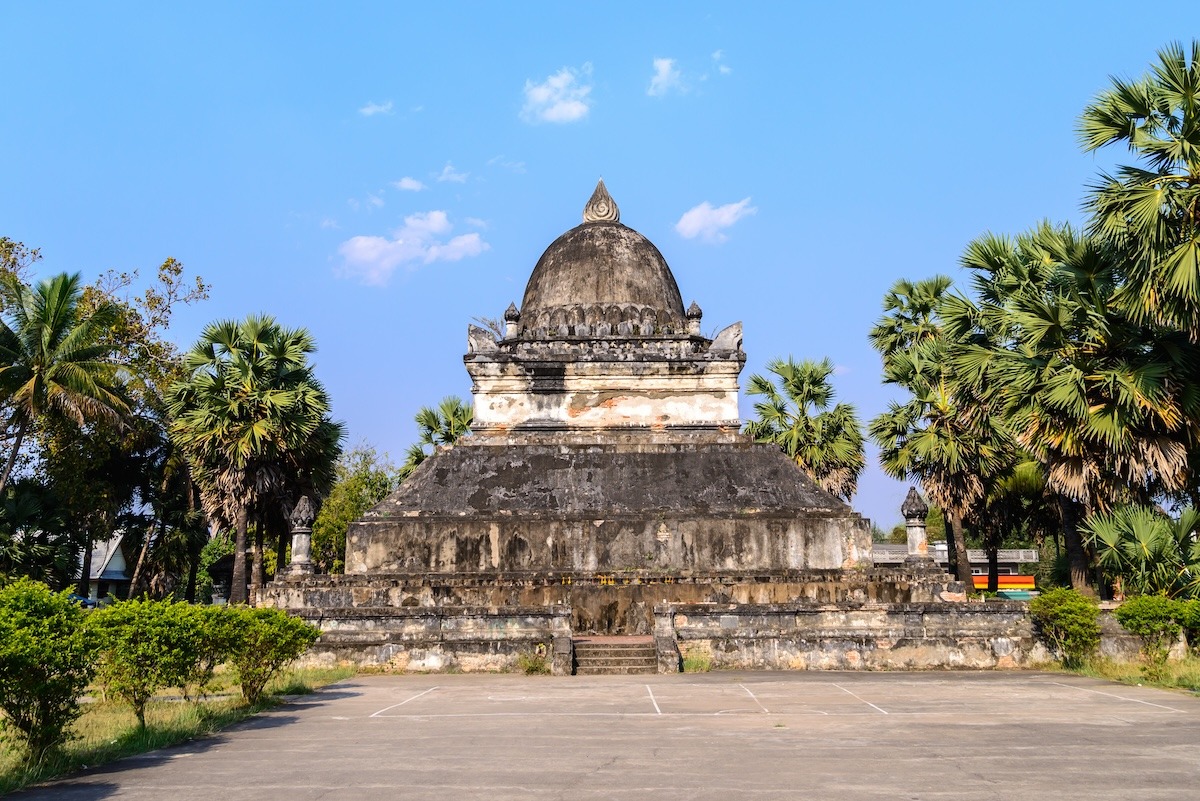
[
  {"x1": 832, "y1": 683, "x2": 888, "y2": 714},
  {"x1": 1048, "y1": 682, "x2": 1186, "y2": 713},
  {"x1": 646, "y1": 684, "x2": 662, "y2": 715},
  {"x1": 740, "y1": 684, "x2": 770, "y2": 714},
  {"x1": 369, "y1": 686, "x2": 440, "y2": 718}
]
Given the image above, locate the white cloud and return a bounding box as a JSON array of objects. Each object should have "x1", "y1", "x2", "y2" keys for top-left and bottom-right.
[
  {"x1": 393, "y1": 176, "x2": 426, "y2": 192},
  {"x1": 319, "y1": 218, "x2": 340, "y2": 230},
  {"x1": 647, "y1": 58, "x2": 684, "y2": 97},
  {"x1": 675, "y1": 198, "x2": 757, "y2": 243},
  {"x1": 367, "y1": 192, "x2": 384, "y2": 208},
  {"x1": 521, "y1": 65, "x2": 592, "y2": 123},
  {"x1": 437, "y1": 162, "x2": 469, "y2": 183},
  {"x1": 358, "y1": 100, "x2": 394, "y2": 116},
  {"x1": 712, "y1": 50, "x2": 732, "y2": 75},
  {"x1": 337, "y1": 211, "x2": 490, "y2": 285},
  {"x1": 465, "y1": 217, "x2": 489, "y2": 229},
  {"x1": 487, "y1": 155, "x2": 526, "y2": 173}
]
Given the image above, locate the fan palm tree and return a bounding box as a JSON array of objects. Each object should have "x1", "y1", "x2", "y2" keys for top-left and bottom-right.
[
  {"x1": 1084, "y1": 505, "x2": 1200, "y2": 599},
  {"x1": 399, "y1": 396, "x2": 473, "y2": 480},
  {"x1": 943, "y1": 223, "x2": 1198, "y2": 591},
  {"x1": 167, "y1": 316, "x2": 342, "y2": 604},
  {"x1": 868, "y1": 276, "x2": 999, "y2": 584},
  {"x1": 1080, "y1": 41, "x2": 1200, "y2": 333},
  {"x1": 0, "y1": 272, "x2": 129, "y2": 493},
  {"x1": 745, "y1": 357, "x2": 865, "y2": 502}
]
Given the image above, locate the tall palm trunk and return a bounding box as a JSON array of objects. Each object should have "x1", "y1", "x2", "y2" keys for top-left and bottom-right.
[
  {"x1": 1058, "y1": 497, "x2": 1094, "y2": 595},
  {"x1": 0, "y1": 417, "x2": 29, "y2": 496},
  {"x1": 275, "y1": 523, "x2": 289, "y2": 578},
  {"x1": 230, "y1": 505, "x2": 249, "y2": 605},
  {"x1": 76, "y1": 528, "x2": 93, "y2": 598},
  {"x1": 986, "y1": 530, "x2": 999, "y2": 593},
  {"x1": 946, "y1": 509, "x2": 974, "y2": 586},
  {"x1": 250, "y1": 509, "x2": 265, "y2": 596}
]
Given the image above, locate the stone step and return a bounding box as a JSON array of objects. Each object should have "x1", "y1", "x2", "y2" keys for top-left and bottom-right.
[
  {"x1": 572, "y1": 636, "x2": 657, "y2": 675},
  {"x1": 571, "y1": 652, "x2": 657, "y2": 666},
  {"x1": 574, "y1": 664, "x2": 658, "y2": 675}
]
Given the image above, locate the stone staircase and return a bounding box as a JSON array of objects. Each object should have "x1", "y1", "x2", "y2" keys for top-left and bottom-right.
[{"x1": 572, "y1": 636, "x2": 657, "y2": 675}]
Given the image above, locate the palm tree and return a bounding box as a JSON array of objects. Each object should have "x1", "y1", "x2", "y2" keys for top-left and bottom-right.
[
  {"x1": 867, "y1": 276, "x2": 1000, "y2": 585},
  {"x1": 1084, "y1": 505, "x2": 1200, "y2": 599},
  {"x1": 399, "y1": 396, "x2": 473, "y2": 480},
  {"x1": 167, "y1": 316, "x2": 342, "y2": 604},
  {"x1": 1080, "y1": 41, "x2": 1200, "y2": 333},
  {"x1": 0, "y1": 272, "x2": 128, "y2": 493},
  {"x1": 745, "y1": 357, "x2": 865, "y2": 502},
  {"x1": 944, "y1": 223, "x2": 1197, "y2": 591}
]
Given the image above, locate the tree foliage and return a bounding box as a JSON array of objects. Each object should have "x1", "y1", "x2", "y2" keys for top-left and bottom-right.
[
  {"x1": 1029, "y1": 587, "x2": 1101, "y2": 667},
  {"x1": 311, "y1": 444, "x2": 398, "y2": 573},
  {"x1": 228, "y1": 608, "x2": 320, "y2": 705},
  {"x1": 745, "y1": 357, "x2": 865, "y2": 502},
  {"x1": 1084, "y1": 505, "x2": 1200, "y2": 599},
  {"x1": 399, "y1": 396, "x2": 472, "y2": 480}
]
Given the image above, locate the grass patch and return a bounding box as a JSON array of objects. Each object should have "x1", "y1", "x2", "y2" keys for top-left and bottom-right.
[
  {"x1": 682, "y1": 652, "x2": 712, "y2": 673},
  {"x1": 1074, "y1": 655, "x2": 1200, "y2": 693},
  {"x1": 0, "y1": 665, "x2": 355, "y2": 795}
]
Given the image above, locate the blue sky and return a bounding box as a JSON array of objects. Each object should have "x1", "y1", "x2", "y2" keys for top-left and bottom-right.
[{"x1": 2, "y1": 2, "x2": 1197, "y2": 527}]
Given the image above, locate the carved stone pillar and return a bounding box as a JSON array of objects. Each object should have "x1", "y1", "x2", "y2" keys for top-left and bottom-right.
[
  {"x1": 289, "y1": 495, "x2": 316, "y2": 575},
  {"x1": 901, "y1": 486, "x2": 934, "y2": 566}
]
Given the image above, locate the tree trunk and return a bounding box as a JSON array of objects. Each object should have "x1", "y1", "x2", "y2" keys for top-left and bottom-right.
[
  {"x1": 0, "y1": 417, "x2": 28, "y2": 496},
  {"x1": 76, "y1": 529, "x2": 93, "y2": 598},
  {"x1": 275, "y1": 526, "x2": 289, "y2": 578},
  {"x1": 184, "y1": 550, "x2": 199, "y2": 604},
  {"x1": 128, "y1": 518, "x2": 160, "y2": 599},
  {"x1": 986, "y1": 531, "x2": 999, "y2": 594},
  {"x1": 946, "y1": 509, "x2": 974, "y2": 586},
  {"x1": 229, "y1": 505, "x2": 249, "y2": 605},
  {"x1": 251, "y1": 511, "x2": 264, "y2": 593},
  {"x1": 1058, "y1": 497, "x2": 1094, "y2": 595}
]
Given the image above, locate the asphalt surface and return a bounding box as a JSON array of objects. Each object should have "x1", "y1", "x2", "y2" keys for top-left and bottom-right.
[{"x1": 13, "y1": 671, "x2": 1200, "y2": 800}]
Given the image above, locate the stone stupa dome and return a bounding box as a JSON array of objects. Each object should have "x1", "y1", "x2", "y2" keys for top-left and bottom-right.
[{"x1": 518, "y1": 180, "x2": 686, "y2": 336}]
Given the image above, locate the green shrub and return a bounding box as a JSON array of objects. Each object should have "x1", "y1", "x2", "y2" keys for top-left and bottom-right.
[
  {"x1": 0, "y1": 578, "x2": 95, "y2": 764},
  {"x1": 228, "y1": 608, "x2": 320, "y2": 704},
  {"x1": 1029, "y1": 587, "x2": 1101, "y2": 668},
  {"x1": 1116, "y1": 595, "x2": 1183, "y2": 676},
  {"x1": 682, "y1": 652, "x2": 713, "y2": 673},
  {"x1": 181, "y1": 605, "x2": 241, "y2": 699},
  {"x1": 88, "y1": 598, "x2": 208, "y2": 727},
  {"x1": 516, "y1": 644, "x2": 550, "y2": 675},
  {"x1": 1178, "y1": 599, "x2": 1200, "y2": 656}
]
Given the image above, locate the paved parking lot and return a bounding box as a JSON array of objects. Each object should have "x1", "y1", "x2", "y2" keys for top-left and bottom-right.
[{"x1": 17, "y1": 671, "x2": 1200, "y2": 800}]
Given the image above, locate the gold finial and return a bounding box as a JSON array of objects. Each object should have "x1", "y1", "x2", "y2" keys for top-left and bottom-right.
[{"x1": 582, "y1": 179, "x2": 620, "y2": 223}]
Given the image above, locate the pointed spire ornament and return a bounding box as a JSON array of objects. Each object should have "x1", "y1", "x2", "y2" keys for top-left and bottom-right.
[{"x1": 582, "y1": 178, "x2": 620, "y2": 223}]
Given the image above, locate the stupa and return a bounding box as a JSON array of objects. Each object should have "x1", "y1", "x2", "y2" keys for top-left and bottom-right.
[{"x1": 267, "y1": 183, "x2": 999, "y2": 674}]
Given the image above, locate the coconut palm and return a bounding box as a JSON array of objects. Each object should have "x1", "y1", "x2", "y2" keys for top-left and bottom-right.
[
  {"x1": 1080, "y1": 41, "x2": 1200, "y2": 332},
  {"x1": 168, "y1": 316, "x2": 342, "y2": 604},
  {"x1": 0, "y1": 272, "x2": 129, "y2": 493},
  {"x1": 745, "y1": 357, "x2": 865, "y2": 502},
  {"x1": 399, "y1": 396, "x2": 473, "y2": 480}
]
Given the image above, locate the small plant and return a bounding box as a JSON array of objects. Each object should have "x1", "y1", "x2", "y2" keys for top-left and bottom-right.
[
  {"x1": 228, "y1": 608, "x2": 320, "y2": 704},
  {"x1": 517, "y1": 643, "x2": 550, "y2": 675},
  {"x1": 1028, "y1": 587, "x2": 1100, "y2": 668},
  {"x1": 1116, "y1": 595, "x2": 1183, "y2": 678},
  {"x1": 682, "y1": 651, "x2": 713, "y2": 673},
  {"x1": 0, "y1": 578, "x2": 95, "y2": 764}
]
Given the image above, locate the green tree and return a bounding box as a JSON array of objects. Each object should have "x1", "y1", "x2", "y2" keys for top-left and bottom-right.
[
  {"x1": 0, "y1": 578, "x2": 95, "y2": 764},
  {"x1": 1029, "y1": 587, "x2": 1101, "y2": 668},
  {"x1": 943, "y1": 224, "x2": 1196, "y2": 591},
  {"x1": 167, "y1": 316, "x2": 343, "y2": 604},
  {"x1": 745, "y1": 357, "x2": 865, "y2": 502},
  {"x1": 868, "y1": 276, "x2": 1005, "y2": 584},
  {"x1": 1080, "y1": 41, "x2": 1200, "y2": 333},
  {"x1": 399, "y1": 396, "x2": 473, "y2": 480},
  {"x1": 0, "y1": 272, "x2": 129, "y2": 494},
  {"x1": 311, "y1": 444, "x2": 398, "y2": 573}
]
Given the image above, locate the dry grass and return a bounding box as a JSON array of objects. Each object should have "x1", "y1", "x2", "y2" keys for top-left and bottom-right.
[
  {"x1": 1075, "y1": 655, "x2": 1200, "y2": 693},
  {"x1": 0, "y1": 665, "x2": 356, "y2": 795}
]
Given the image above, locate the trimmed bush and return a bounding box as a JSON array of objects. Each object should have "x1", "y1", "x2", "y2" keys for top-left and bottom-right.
[
  {"x1": 88, "y1": 599, "x2": 208, "y2": 727},
  {"x1": 1116, "y1": 595, "x2": 1183, "y2": 675},
  {"x1": 0, "y1": 578, "x2": 95, "y2": 764},
  {"x1": 1029, "y1": 587, "x2": 1100, "y2": 668},
  {"x1": 228, "y1": 608, "x2": 320, "y2": 704}
]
